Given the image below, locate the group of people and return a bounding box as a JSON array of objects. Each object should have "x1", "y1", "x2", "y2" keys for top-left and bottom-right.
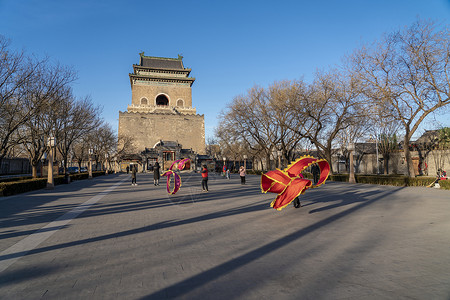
[
  {"x1": 127, "y1": 162, "x2": 248, "y2": 192},
  {"x1": 129, "y1": 162, "x2": 161, "y2": 186},
  {"x1": 221, "y1": 165, "x2": 247, "y2": 184}
]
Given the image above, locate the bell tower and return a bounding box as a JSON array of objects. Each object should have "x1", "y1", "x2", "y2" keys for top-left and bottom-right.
[{"x1": 118, "y1": 52, "x2": 205, "y2": 155}]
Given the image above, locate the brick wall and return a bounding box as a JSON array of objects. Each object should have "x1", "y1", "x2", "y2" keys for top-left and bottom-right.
[{"x1": 119, "y1": 112, "x2": 206, "y2": 155}]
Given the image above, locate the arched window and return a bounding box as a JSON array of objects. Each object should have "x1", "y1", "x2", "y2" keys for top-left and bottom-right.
[
  {"x1": 140, "y1": 98, "x2": 148, "y2": 105},
  {"x1": 156, "y1": 94, "x2": 169, "y2": 106},
  {"x1": 177, "y1": 99, "x2": 184, "y2": 107}
]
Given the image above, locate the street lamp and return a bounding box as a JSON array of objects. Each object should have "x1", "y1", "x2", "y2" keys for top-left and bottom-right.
[
  {"x1": 348, "y1": 143, "x2": 356, "y2": 183},
  {"x1": 46, "y1": 136, "x2": 55, "y2": 189},
  {"x1": 243, "y1": 154, "x2": 247, "y2": 170},
  {"x1": 88, "y1": 148, "x2": 93, "y2": 179}
]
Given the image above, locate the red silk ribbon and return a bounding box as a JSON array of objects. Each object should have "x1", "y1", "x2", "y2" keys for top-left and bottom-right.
[
  {"x1": 162, "y1": 158, "x2": 190, "y2": 195},
  {"x1": 261, "y1": 156, "x2": 330, "y2": 210}
]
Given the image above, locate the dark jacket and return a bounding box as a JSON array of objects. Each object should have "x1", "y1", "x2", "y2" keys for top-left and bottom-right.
[{"x1": 153, "y1": 163, "x2": 160, "y2": 180}]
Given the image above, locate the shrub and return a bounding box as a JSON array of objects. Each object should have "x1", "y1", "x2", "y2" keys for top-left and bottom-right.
[
  {"x1": 0, "y1": 171, "x2": 107, "y2": 196},
  {"x1": 0, "y1": 178, "x2": 47, "y2": 196},
  {"x1": 329, "y1": 174, "x2": 349, "y2": 182},
  {"x1": 246, "y1": 170, "x2": 264, "y2": 175},
  {"x1": 325, "y1": 173, "x2": 449, "y2": 189},
  {"x1": 437, "y1": 179, "x2": 450, "y2": 190},
  {"x1": 0, "y1": 176, "x2": 33, "y2": 183}
]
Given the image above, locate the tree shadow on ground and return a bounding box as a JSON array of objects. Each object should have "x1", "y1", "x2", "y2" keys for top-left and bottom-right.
[
  {"x1": 0, "y1": 199, "x2": 269, "y2": 263},
  {"x1": 138, "y1": 184, "x2": 405, "y2": 299}
]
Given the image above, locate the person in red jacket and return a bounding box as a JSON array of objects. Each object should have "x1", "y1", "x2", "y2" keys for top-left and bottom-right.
[{"x1": 201, "y1": 165, "x2": 209, "y2": 192}]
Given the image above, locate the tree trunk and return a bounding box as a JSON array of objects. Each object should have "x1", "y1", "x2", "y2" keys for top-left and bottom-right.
[
  {"x1": 324, "y1": 149, "x2": 334, "y2": 174},
  {"x1": 404, "y1": 135, "x2": 415, "y2": 177},
  {"x1": 32, "y1": 164, "x2": 38, "y2": 178},
  {"x1": 383, "y1": 154, "x2": 389, "y2": 175},
  {"x1": 266, "y1": 152, "x2": 271, "y2": 171}
]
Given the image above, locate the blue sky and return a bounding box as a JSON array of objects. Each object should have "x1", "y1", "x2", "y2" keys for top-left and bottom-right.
[{"x1": 1, "y1": 0, "x2": 449, "y2": 140}]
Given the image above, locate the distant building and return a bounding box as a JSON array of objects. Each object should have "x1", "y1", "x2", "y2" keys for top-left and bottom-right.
[{"x1": 118, "y1": 52, "x2": 206, "y2": 169}]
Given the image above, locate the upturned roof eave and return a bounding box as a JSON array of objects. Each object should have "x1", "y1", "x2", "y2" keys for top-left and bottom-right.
[
  {"x1": 133, "y1": 64, "x2": 192, "y2": 74},
  {"x1": 129, "y1": 73, "x2": 196, "y2": 85}
]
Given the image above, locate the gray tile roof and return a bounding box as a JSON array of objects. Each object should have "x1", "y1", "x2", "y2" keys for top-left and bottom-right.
[{"x1": 140, "y1": 56, "x2": 184, "y2": 70}]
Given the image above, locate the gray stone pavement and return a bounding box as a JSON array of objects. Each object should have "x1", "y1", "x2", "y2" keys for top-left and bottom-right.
[{"x1": 0, "y1": 172, "x2": 449, "y2": 299}]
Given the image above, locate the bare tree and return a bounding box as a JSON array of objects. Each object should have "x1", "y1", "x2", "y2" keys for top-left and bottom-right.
[
  {"x1": 431, "y1": 127, "x2": 450, "y2": 175},
  {"x1": 349, "y1": 19, "x2": 450, "y2": 177},
  {"x1": 205, "y1": 136, "x2": 221, "y2": 160},
  {"x1": 90, "y1": 123, "x2": 116, "y2": 171},
  {"x1": 267, "y1": 80, "x2": 307, "y2": 165},
  {"x1": 17, "y1": 62, "x2": 76, "y2": 177},
  {"x1": 217, "y1": 86, "x2": 282, "y2": 170},
  {"x1": 117, "y1": 134, "x2": 136, "y2": 157},
  {"x1": 0, "y1": 36, "x2": 45, "y2": 165},
  {"x1": 289, "y1": 70, "x2": 367, "y2": 173},
  {"x1": 51, "y1": 92, "x2": 102, "y2": 176},
  {"x1": 71, "y1": 136, "x2": 90, "y2": 172}
]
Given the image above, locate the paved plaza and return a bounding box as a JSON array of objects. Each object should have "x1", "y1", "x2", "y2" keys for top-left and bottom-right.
[{"x1": 0, "y1": 172, "x2": 449, "y2": 299}]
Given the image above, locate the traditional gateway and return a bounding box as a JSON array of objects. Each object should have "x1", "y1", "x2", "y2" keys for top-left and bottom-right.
[{"x1": 118, "y1": 52, "x2": 206, "y2": 170}]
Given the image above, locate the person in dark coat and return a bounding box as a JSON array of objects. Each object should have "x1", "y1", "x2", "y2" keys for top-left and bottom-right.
[
  {"x1": 131, "y1": 165, "x2": 137, "y2": 186},
  {"x1": 153, "y1": 162, "x2": 160, "y2": 186},
  {"x1": 311, "y1": 163, "x2": 320, "y2": 185}
]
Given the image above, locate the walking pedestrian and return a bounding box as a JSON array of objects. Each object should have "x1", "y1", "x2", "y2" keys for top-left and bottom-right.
[
  {"x1": 126, "y1": 165, "x2": 130, "y2": 174},
  {"x1": 311, "y1": 163, "x2": 320, "y2": 185},
  {"x1": 201, "y1": 165, "x2": 209, "y2": 192},
  {"x1": 153, "y1": 162, "x2": 160, "y2": 186},
  {"x1": 131, "y1": 164, "x2": 137, "y2": 186},
  {"x1": 239, "y1": 165, "x2": 246, "y2": 184}
]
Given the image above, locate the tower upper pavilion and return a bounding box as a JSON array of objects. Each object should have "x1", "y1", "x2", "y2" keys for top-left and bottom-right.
[{"x1": 127, "y1": 52, "x2": 197, "y2": 115}]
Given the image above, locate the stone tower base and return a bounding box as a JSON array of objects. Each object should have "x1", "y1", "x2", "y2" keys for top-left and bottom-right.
[{"x1": 119, "y1": 111, "x2": 205, "y2": 155}]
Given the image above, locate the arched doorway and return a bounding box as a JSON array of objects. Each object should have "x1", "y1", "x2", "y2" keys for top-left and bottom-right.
[{"x1": 156, "y1": 94, "x2": 169, "y2": 106}]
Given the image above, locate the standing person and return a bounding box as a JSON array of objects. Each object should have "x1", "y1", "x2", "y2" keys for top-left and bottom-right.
[
  {"x1": 311, "y1": 163, "x2": 320, "y2": 185},
  {"x1": 239, "y1": 165, "x2": 246, "y2": 185},
  {"x1": 201, "y1": 165, "x2": 209, "y2": 192},
  {"x1": 223, "y1": 165, "x2": 227, "y2": 177},
  {"x1": 226, "y1": 168, "x2": 230, "y2": 179},
  {"x1": 153, "y1": 162, "x2": 160, "y2": 186},
  {"x1": 126, "y1": 165, "x2": 130, "y2": 174},
  {"x1": 131, "y1": 164, "x2": 137, "y2": 186}
]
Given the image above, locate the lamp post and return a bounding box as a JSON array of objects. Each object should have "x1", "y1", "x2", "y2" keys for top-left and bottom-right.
[
  {"x1": 46, "y1": 136, "x2": 55, "y2": 189},
  {"x1": 243, "y1": 154, "x2": 247, "y2": 170},
  {"x1": 348, "y1": 143, "x2": 356, "y2": 183},
  {"x1": 114, "y1": 156, "x2": 118, "y2": 174},
  {"x1": 88, "y1": 148, "x2": 93, "y2": 179}
]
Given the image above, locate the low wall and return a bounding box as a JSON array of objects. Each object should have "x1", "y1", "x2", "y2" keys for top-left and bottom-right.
[{"x1": 0, "y1": 158, "x2": 32, "y2": 175}]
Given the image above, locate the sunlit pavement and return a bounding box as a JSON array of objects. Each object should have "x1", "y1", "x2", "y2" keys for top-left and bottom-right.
[{"x1": 1, "y1": 172, "x2": 449, "y2": 299}]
